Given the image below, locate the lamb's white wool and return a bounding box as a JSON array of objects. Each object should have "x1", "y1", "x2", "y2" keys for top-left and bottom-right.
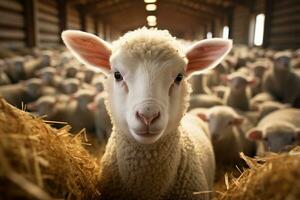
[{"x1": 62, "y1": 27, "x2": 232, "y2": 200}]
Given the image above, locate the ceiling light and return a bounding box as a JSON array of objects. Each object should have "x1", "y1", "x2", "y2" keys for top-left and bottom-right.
[
  {"x1": 148, "y1": 21, "x2": 157, "y2": 27},
  {"x1": 144, "y1": 0, "x2": 156, "y2": 3},
  {"x1": 147, "y1": 15, "x2": 156, "y2": 23},
  {"x1": 146, "y1": 4, "x2": 157, "y2": 11}
]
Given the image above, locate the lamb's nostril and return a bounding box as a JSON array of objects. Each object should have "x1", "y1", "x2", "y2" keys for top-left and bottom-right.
[{"x1": 136, "y1": 111, "x2": 160, "y2": 126}]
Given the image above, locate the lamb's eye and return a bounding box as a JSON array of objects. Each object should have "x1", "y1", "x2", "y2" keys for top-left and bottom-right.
[
  {"x1": 114, "y1": 71, "x2": 123, "y2": 81},
  {"x1": 175, "y1": 73, "x2": 183, "y2": 84}
]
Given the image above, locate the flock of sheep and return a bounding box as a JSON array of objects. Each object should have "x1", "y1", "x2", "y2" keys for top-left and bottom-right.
[
  {"x1": 0, "y1": 28, "x2": 300, "y2": 199},
  {"x1": 0, "y1": 47, "x2": 112, "y2": 142}
]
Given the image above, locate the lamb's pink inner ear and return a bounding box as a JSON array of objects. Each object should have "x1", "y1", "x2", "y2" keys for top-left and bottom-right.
[
  {"x1": 62, "y1": 30, "x2": 112, "y2": 75},
  {"x1": 233, "y1": 117, "x2": 244, "y2": 126},
  {"x1": 197, "y1": 113, "x2": 208, "y2": 122},
  {"x1": 247, "y1": 129, "x2": 263, "y2": 141},
  {"x1": 185, "y1": 38, "x2": 232, "y2": 76}
]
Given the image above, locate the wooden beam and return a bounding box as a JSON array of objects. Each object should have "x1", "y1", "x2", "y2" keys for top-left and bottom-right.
[
  {"x1": 165, "y1": 0, "x2": 225, "y2": 18},
  {"x1": 91, "y1": 0, "x2": 139, "y2": 16},
  {"x1": 94, "y1": 1, "x2": 140, "y2": 17},
  {"x1": 263, "y1": 0, "x2": 273, "y2": 48},
  {"x1": 58, "y1": 0, "x2": 67, "y2": 43},
  {"x1": 78, "y1": 5, "x2": 87, "y2": 31},
  {"x1": 211, "y1": 19, "x2": 215, "y2": 37},
  {"x1": 159, "y1": 2, "x2": 215, "y2": 22},
  {"x1": 94, "y1": 17, "x2": 99, "y2": 35},
  {"x1": 229, "y1": 0, "x2": 253, "y2": 8},
  {"x1": 226, "y1": 7, "x2": 234, "y2": 39},
  {"x1": 23, "y1": 0, "x2": 38, "y2": 47}
]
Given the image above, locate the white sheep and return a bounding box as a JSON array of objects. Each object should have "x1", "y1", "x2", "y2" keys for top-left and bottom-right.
[
  {"x1": 223, "y1": 72, "x2": 255, "y2": 111},
  {"x1": 188, "y1": 94, "x2": 223, "y2": 110},
  {"x1": 62, "y1": 28, "x2": 232, "y2": 200},
  {"x1": 246, "y1": 108, "x2": 300, "y2": 156},
  {"x1": 263, "y1": 52, "x2": 300, "y2": 107},
  {"x1": 189, "y1": 106, "x2": 255, "y2": 166}
]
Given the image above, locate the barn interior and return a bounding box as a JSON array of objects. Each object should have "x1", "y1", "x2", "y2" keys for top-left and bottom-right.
[{"x1": 0, "y1": 0, "x2": 300, "y2": 199}]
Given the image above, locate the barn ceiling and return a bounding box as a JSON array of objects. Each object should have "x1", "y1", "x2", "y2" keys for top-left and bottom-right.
[{"x1": 69, "y1": 0, "x2": 252, "y2": 39}]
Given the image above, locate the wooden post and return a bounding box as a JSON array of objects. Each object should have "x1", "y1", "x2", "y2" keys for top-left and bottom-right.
[
  {"x1": 94, "y1": 17, "x2": 99, "y2": 35},
  {"x1": 211, "y1": 19, "x2": 215, "y2": 37},
  {"x1": 24, "y1": 0, "x2": 38, "y2": 47},
  {"x1": 263, "y1": 0, "x2": 273, "y2": 48},
  {"x1": 227, "y1": 7, "x2": 234, "y2": 39},
  {"x1": 58, "y1": 0, "x2": 67, "y2": 43},
  {"x1": 78, "y1": 6, "x2": 87, "y2": 31}
]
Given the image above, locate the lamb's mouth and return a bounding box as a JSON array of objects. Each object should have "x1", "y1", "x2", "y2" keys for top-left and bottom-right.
[{"x1": 134, "y1": 130, "x2": 161, "y2": 137}]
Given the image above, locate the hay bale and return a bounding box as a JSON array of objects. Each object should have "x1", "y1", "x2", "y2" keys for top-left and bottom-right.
[
  {"x1": 0, "y1": 98, "x2": 101, "y2": 200},
  {"x1": 216, "y1": 148, "x2": 300, "y2": 200}
]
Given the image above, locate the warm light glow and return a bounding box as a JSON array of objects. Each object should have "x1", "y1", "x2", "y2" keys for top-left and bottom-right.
[
  {"x1": 146, "y1": 4, "x2": 157, "y2": 11},
  {"x1": 254, "y1": 14, "x2": 265, "y2": 46},
  {"x1": 148, "y1": 21, "x2": 157, "y2": 27},
  {"x1": 147, "y1": 15, "x2": 156, "y2": 23},
  {"x1": 144, "y1": 0, "x2": 156, "y2": 3},
  {"x1": 207, "y1": 32, "x2": 212, "y2": 39},
  {"x1": 222, "y1": 26, "x2": 229, "y2": 39}
]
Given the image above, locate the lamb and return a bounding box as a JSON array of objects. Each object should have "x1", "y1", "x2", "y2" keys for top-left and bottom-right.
[
  {"x1": 252, "y1": 100, "x2": 290, "y2": 120},
  {"x1": 0, "y1": 78, "x2": 43, "y2": 107},
  {"x1": 62, "y1": 28, "x2": 232, "y2": 200},
  {"x1": 263, "y1": 52, "x2": 300, "y2": 107},
  {"x1": 247, "y1": 60, "x2": 270, "y2": 95},
  {"x1": 190, "y1": 73, "x2": 211, "y2": 95},
  {"x1": 0, "y1": 69, "x2": 11, "y2": 85},
  {"x1": 60, "y1": 78, "x2": 80, "y2": 94},
  {"x1": 223, "y1": 72, "x2": 254, "y2": 111},
  {"x1": 87, "y1": 92, "x2": 112, "y2": 142},
  {"x1": 189, "y1": 106, "x2": 255, "y2": 165},
  {"x1": 246, "y1": 108, "x2": 300, "y2": 155},
  {"x1": 250, "y1": 92, "x2": 275, "y2": 109},
  {"x1": 188, "y1": 94, "x2": 223, "y2": 110}
]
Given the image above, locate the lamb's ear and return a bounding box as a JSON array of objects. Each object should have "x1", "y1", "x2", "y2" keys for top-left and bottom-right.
[
  {"x1": 246, "y1": 128, "x2": 263, "y2": 141},
  {"x1": 196, "y1": 113, "x2": 209, "y2": 122},
  {"x1": 185, "y1": 38, "x2": 232, "y2": 76},
  {"x1": 232, "y1": 116, "x2": 244, "y2": 126},
  {"x1": 61, "y1": 30, "x2": 112, "y2": 75}
]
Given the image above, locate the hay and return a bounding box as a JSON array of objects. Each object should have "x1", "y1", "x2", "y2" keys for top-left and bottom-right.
[
  {"x1": 0, "y1": 98, "x2": 101, "y2": 200},
  {"x1": 216, "y1": 148, "x2": 300, "y2": 200}
]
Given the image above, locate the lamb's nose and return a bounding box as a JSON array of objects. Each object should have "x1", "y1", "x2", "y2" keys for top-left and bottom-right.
[{"x1": 136, "y1": 111, "x2": 160, "y2": 126}]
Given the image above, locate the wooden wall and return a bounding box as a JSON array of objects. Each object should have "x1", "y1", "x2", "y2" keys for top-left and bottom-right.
[
  {"x1": 232, "y1": 5, "x2": 251, "y2": 45},
  {"x1": 67, "y1": 4, "x2": 80, "y2": 30},
  {"x1": 37, "y1": 0, "x2": 59, "y2": 47},
  {"x1": 268, "y1": 0, "x2": 300, "y2": 49},
  {"x1": 0, "y1": 0, "x2": 25, "y2": 48},
  {"x1": 0, "y1": 0, "x2": 114, "y2": 49}
]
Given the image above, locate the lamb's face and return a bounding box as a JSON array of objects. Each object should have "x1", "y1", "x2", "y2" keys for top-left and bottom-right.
[
  {"x1": 61, "y1": 28, "x2": 232, "y2": 144},
  {"x1": 206, "y1": 109, "x2": 243, "y2": 141},
  {"x1": 229, "y1": 77, "x2": 248, "y2": 91},
  {"x1": 108, "y1": 50, "x2": 187, "y2": 144},
  {"x1": 247, "y1": 123, "x2": 300, "y2": 153}
]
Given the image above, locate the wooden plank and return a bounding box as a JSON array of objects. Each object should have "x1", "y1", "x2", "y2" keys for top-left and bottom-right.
[
  {"x1": 0, "y1": 0, "x2": 23, "y2": 12},
  {"x1": 38, "y1": 12, "x2": 59, "y2": 24},
  {"x1": 0, "y1": 41, "x2": 25, "y2": 48},
  {"x1": 272, "y1": 4, "x2": 300, "y2": 18},
  {"x1": 272, "y1": 14, "x2": 300, "y2": 26},
  {"x1": 37, "y1": 1, "x2": 58, "y2": 15},
  {"x1": 0, "y1": 28, "x2": 25, "y2": 39},
  {"x1": 39, "y1": 23, "x2": 59, "y2": 33},
  {"x1": 0, "y1": 10, "x2": 24, "y2": 27},
  {"x1": 23, "y1": 0, "x2": 38, "y2": 47},
  {"x1": 39, "y1": 33, "x2": 59, "y2": 42}
]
